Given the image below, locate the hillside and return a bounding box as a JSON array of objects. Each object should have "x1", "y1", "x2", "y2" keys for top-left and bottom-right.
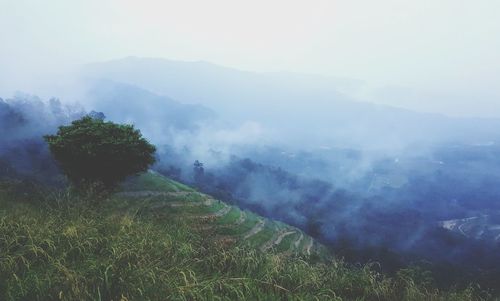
[
  {"x1": 85, "y1": 80, "x2": 216, "y2": 135},
  {"x1": 118, "y1": 171, "x2": 326, "y2": 257},
  {"x1": 0, "y1": 173, "x2": 488, "y2": 300}
]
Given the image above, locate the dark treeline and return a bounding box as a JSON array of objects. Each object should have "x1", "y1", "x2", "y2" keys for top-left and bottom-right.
[{"x1": 0, "y1": 94, "x2": 91, "y2": 185}]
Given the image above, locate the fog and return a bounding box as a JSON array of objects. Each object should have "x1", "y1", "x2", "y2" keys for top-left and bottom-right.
[
  {"x1": 2, "y1": 0, "x2": 500, "y2": 117},
  {"x1": 2, "y1": 0, "x2": 500, "y2": 290}
]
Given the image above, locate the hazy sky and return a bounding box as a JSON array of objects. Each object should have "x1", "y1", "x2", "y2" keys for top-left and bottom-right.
[{"x1": 1, "y1": 0, "x2": 499, "y2": 117}]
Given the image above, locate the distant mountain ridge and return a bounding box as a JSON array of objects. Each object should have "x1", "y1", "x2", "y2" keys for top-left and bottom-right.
[
  {"x1": 82, "y1": 57, "x2": 500, "y2": 150},
  {"x1": 85, "y1": 79, "x2": 217, "y2": 144}
]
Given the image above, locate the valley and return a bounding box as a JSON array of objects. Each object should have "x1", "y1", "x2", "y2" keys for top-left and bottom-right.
[{"x1": 440, "y1": 214, "x2": 500, "y2": 241}]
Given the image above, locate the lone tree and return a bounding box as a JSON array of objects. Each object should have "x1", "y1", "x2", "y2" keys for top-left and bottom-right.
[
  {"x1": 193, "y1": 160, "x2": 204, "y2": 184},
  {"x1": 44, "y1": 116, "x2": 156, "y2": 190}
]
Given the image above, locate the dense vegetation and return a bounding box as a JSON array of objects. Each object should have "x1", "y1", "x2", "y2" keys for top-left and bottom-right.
[
  {"x1": 0, "y1": 179, "x2": 490, "y2": 301},
  {"x1": 44, "y1": 116, "x2": 156, "y2": 189}
]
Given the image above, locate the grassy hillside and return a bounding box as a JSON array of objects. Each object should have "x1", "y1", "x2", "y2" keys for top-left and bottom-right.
[
  {"x1": 118, "y1": 171, "x2": 327, "y2": 257},
  {"x1": 0, "y1": 173, "x2": 490, "y2": 300}
]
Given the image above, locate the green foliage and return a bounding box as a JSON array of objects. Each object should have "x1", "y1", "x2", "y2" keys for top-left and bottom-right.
[
  {"x1": 0, "y1": 178, "x2": 492, "y2": 301},
  {"x1": 0, "y1": 189, "x2": 490, "y2": 301},
  {"x1": 121, "y1": 172, "x2": 193, "y2": 192},
  {"x1": 44, "y1": 116, "x2": 156, "y2": 189}
]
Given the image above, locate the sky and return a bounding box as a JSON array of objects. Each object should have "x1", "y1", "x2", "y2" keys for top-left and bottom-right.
[{"x1": 0, "y1": 0, "x2": 499, "y2": 117}]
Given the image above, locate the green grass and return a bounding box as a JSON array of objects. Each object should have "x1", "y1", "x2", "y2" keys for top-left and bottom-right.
[
  {"x1": 275, "y1": 232, "x2": 300, "y2": 253},
  {"x1": 244, "y1": 222, "x2": 275, "y2": 248},
  {"x1": 217, "y1": 213, "x2": 259, "y2": 236},
  {"x1": 217, "y1": 207, "x2": 241, "y2": 225},
  {"x1": 298, "y1": 235, "x2": 312, "y2": 252},
  {"x1": 205, "y1": 200, "x2": 226, "y2": 213},
  {"x1": 121, "y1": 171, "x2": 194, "y2": 192},
  {"x1": 0, "y1": 179, "x2": 492, "y2": 301}
]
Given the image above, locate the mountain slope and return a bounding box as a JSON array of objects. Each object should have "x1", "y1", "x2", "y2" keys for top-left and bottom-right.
[
  {"x1": 0, "y1": 174, "x2": 483, "y2": 300},
  {"x1": 118, "y1": 171, "x2": 326, "y2": 257},
  {"x1": 84, "y1": 80, "x2": 216, "y2": 144}
]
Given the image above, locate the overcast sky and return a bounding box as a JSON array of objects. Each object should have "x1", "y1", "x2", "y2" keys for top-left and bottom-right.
[{"x1": 1, "y1": 0, "x2": 499, "y2": 117}]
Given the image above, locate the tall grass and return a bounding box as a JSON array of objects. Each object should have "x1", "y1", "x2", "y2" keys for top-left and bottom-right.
[{"x1": 0, "y1": 184, "x2": 492, "y2": 300}]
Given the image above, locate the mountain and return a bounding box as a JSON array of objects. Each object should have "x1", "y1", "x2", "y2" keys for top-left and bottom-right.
[
  {"x1": 82, "y1": 57, "x2": 500, "y2": 150},
  {"x1": 84, "y1": 79, "x2": 217, "y2": 144}
]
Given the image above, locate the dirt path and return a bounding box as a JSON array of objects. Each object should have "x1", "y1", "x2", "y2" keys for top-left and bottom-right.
[
  {"x1": 202, "y1": 199, "x2": 215, "y2": 206},
  {"x1": 120, "y1": 189, "x2": 216, "y2": 210},
  {"x1": 260, "y1": 230, "x2": 296, "y2": 251},
  {"x1": 235, "y1": 211, "x2": 246, "y2": 225},
  {"x1": 275, "y1": 231, "x2": 296, "y2": 246},
  {"x1": 271, "y1": 231, "x2": 295, "y2": 250},
  {"x1": 305, "y1": 237, "x2": 314, "y2": 256},
  {"x1": 214, "y1": 205, "x2": 231, "y2": 217},
  {"x1": 243, "y1": 219, "x2": 265, "y2": 240},
  {"x1": 293, "y1": 232, "x2": 304, "y2": 249},
  {"x1": 457, "y1": 218, "x2": 478, "y2": 236},
  {"x1": 117, "y1": 191, "x2": 195, "y2": 198},
  {"x1": 441, "y1": 216, "x2": 481, "y2": 237}
]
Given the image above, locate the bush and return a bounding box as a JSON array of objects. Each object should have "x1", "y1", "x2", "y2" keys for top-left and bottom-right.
[{"x1": 44, "y1": 116, "x2": 156, "y2": 190}]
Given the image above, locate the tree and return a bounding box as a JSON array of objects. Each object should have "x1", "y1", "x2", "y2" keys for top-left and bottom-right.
[
  {"x1": 44, "y1": 116, "x2": 156, "y2": 190},
  {"x1": 193, "y1": 160, "x2": 204, "y2": 184}
]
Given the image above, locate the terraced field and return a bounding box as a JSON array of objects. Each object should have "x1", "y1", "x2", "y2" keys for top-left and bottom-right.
[{"x1": 117, "y1": 171, "x2": 327, "y2": 257}]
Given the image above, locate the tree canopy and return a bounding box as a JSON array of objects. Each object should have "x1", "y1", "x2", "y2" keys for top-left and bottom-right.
[{"x1": 44, "y1": 116, "x2": 156, "y2": 189}]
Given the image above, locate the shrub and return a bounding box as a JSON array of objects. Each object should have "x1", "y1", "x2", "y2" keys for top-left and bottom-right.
[{"x1": 44, "y1": 116, "x2": 156, "y2": 190}]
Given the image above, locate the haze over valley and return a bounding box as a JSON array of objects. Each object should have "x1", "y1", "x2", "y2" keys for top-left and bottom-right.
[{"x1": 2, "y1": 1, "x2": 500, "y2": 299}]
